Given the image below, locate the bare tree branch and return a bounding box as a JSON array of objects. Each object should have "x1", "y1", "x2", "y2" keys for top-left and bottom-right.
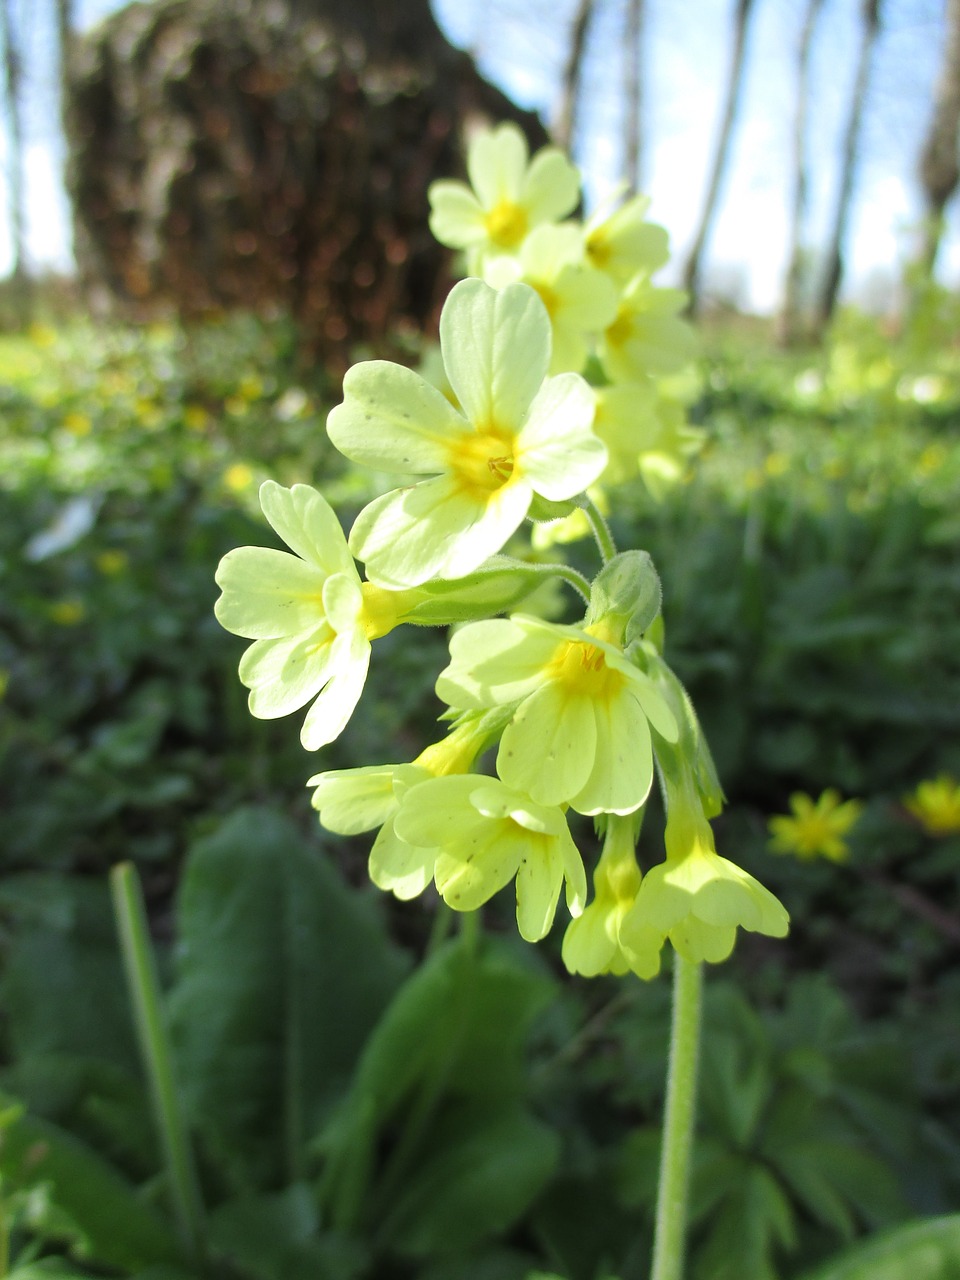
[
  {"x1": 812, "y1": 0, "x2": 882, "y2": 336},
  {"x1": 554, "y1": 0, "x2": 597, "y2": 152},
  {"x1": 681, "y1": 0, "x2": 759, "y2": 317},
  {"x1": 624, "y1": 0, "x2": 645, "y2": 192}
]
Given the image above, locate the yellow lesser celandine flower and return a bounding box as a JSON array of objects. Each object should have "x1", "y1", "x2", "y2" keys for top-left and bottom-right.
[
  {"x1": 309, "y1": 716, "x2": 502, "y2": 900},
  {"x1": 428, "y1": 121, "x2": 580, "y2": 269},
  {"x1": 391, "y1": 773, "x2": 587, "y2": 942},
  {"x1": 622, "y1": 791, "x2": 789, "y2": 966},
  {"x1": 903, "y1": 775, "x2": 960, "y2": 837},
  {"x1": 562, "y1": 814, "x2": 662, "y2": 980},
  {"x1": 767, "y1": 789, "x2": 864, "y2": 862},
  {"x1": 598, "y1": 274, "x2": 697, "y2": 382},
  {"x1": 214, "y1": 480, "x2": 420, "y2": 750},
  {"x1": 436, "y1": 612, "x2": 677, "y2": 816},
  {"x1": 583, "y1": 191, "x2": 670, "y2": 284},
  {"x1": 327, "y1": 280, "x2": 607, "y2": 589},
  {"x1": 482, "y1": 223, "x2": 619, "y2": 375}
]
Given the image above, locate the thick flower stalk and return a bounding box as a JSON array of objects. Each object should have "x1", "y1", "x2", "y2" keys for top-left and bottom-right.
[{"x1": 327, "y1": 279, "x2": 607, "y2": 589}]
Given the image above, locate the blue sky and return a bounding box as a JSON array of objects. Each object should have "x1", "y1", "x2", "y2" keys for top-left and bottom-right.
[{"x1": 2, "y1": 0, "x2": 956, "y2": 311}]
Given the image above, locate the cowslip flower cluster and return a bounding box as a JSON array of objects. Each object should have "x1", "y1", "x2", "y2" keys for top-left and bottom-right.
[
  {"x1": 427, "y1": 122, "x2": 703, "y2": 524},
  {"x1": 215, "y1": 125, "x2": 789, "y2": 978}
]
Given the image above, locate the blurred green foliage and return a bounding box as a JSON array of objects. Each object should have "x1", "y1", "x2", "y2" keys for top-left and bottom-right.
[{"x1": 1, "y1": 305, "x2": 959, "y2": 1279}]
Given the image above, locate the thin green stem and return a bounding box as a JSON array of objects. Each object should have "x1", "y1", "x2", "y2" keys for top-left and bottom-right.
[
  {"x1": 581, "y1": 496, "x2": 618, "y2": 563},
  {"x1": 552, "y1": 563, "x2": 593, "y2": 602},
  {"x1": 651, "y1": 954, "x2": 703, "y2": 1280},
  {"x1": 110, "y1": 863, "x2": 206, "y2": 1269}
]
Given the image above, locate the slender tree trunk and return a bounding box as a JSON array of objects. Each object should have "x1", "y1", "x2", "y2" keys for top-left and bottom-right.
[
  {"x1": 56, "y1": 0, "x2": 76, "y2": 267},
  {"x1": 915, "y1": 0, "x2": 960, "y2": 276},
  {"x1": 1, "y1": 0, "x2": 30, "y2": 324},
  {"x1": 812, "y1": 0, "x2": 881, "y2": 336},
  {"x1": 624, "y1": 0, "x2": 645, "y2": 192},
  {"x1": 554, "y1": 0, "x2": 597, "y2": 153},
  {"x1": 681, "y1": 0, "x2": 758, "y2": 316},
  {"x1": 776, "y1": 0, "x2": 825, "y2": 346}
]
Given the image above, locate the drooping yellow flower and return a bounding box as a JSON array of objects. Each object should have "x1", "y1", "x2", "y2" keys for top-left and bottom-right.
[
  {"x1": 562, "y1": 815, "x2": 662, "y2": 979},
  {"x1": 436, "y1": 613, "x2": 677, "y2": 816},
  {"x1": 903, "y1": 775, "x2": 960, "y2": 837},
  {"x1": 428, "y1": 122, "x2": 580, "y2": 268},
  {"x1": 768, "y1": 790, "x2": 864, "y2": 862},
  {"x1": 392, "y1": 773, "x2": 587, "y2": 942}
]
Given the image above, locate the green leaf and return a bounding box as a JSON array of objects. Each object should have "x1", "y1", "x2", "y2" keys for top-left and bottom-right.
[
  {"x1": 207, "y1": 1183, "x2": 367, "y2": 1280},
  {"x1": 318, "y1": 934, "x2": 555, "y2": 1233},
  {"x1": 384, "y1": 1100, "x2": 560, "y2": 1257},
  {"x1": 168, "y1": 806, "x2": 410, "y2": 1188},
  {"x1": 797, "y1": 1215, "x2": 960, "y2": 1280},
  {"x1": 0, "y1": 1101, "x2": 184, "y2": 1272}
]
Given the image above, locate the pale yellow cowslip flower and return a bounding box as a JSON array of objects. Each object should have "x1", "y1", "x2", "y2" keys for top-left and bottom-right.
[
  {"x1": 583, "y1": 191, "x2": 670, "y2": 284},
  {"x1": 591, "y1": 381, "x2": 704, "y2": 495},
  {"x1": 598, "y1": 274, "x2": 698, "y2": 382},
  {"x1": 428, "y1": 122, "x2": 580, "y2": 270},
  {"x1": 214, "y1": 481, "x2": 418, "y2": 751},
  {"x1": 327, "y1": 280, "x2": 606, "y2": 589},
  {"x1": 310, "y1": 720, "x2": 492, "y2": 901},
  {"x1": 562, "y1": 815, "x2": 662, "y2": 980},
  {"x1": 482, "y1": 223, "x2": 619, "y2": 375},
  {"x1": 436, "y1": 613, "x2": 678, "y2": 817}
]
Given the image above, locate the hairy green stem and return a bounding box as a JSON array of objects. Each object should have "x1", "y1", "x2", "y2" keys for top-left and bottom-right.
[
  {"x1": 651, "y1": 954, "x2": 703, "y2": 1280},
  {"x1": 110, "y1": 863, "x2": 206, "y2": 1268},
  {"x1": 581, "y1": 496, "x2": 618, "y2": 563}
]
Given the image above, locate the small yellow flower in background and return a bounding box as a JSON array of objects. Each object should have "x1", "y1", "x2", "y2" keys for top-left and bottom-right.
[
  {"x1": 63, "y1": 411, "x2": 92, "y2": 437},
  {"x1": 183, "y1": 404, "x2": 211, "y2": 431},
  {"x1": 768, "y1": 789, "x2": 864, "y2": 862},
  {"x1": 223, "y1": 462, "x2": 255, "y2": 492},
  {"x1": 238, "y1": 374, "x2": 264, "y2": 401},
  {"x1": 28, "y1": 323, "x2": 57, "y2": 348},
  {"x1": 95, "y1": 549, "x2": 128, "y2": 576},
  {"x1": 49, "y1": 600, "x2": 86, "y2": 626},
  {"x1": 428, "y1": 122, "x2": 580, "y2": 268},
  {"x1": 903, "y1": 775, "x2": 960, "y2": 837}
]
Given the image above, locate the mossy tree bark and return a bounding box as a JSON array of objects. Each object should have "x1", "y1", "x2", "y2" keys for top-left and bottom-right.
[{"x1": 66, "y1": 0, "x2": 548, "y2": 362}]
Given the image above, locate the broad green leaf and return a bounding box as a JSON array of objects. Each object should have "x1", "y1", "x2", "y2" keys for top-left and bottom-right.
[
  {"x1": 207, "y1": 1183, "x2": 367, "y2": 1280},
  {"x1": 318, "y1": 934, "x2": 555, "y2": 1232},
  {"x1": 168, "y1": 806, "x2": 410, "y2": 1188},
  {"x1": 797, "y1": 1215, "x2": 960, "y2": 1280},
  {"x1": 0, "y1": 1102, "x2": 184, "y2": 1272},
  {"x1": 0, "y1": 875, "x2": 138, "y2": 1071},
  {"x1": 384, "y1": 1100, "x2": 560, "y2": 1257}
]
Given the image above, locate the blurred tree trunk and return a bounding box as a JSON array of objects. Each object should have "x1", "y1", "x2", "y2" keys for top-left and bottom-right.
[
  {"x1": 812, "y1": 0, "x2": 881, "y2": 337},
  {"x1": 66, "y1": 0, "x2": 549, "y2": 362},
  {"x1": 681, "y1": 0, "x2": 758, "y2": 317},
  {"x1": 624, "y1": 0, "x2": 644, "y2": 193},
  {"x1": 1, "y1": 0, "x2": 31, "y2": 325},
  {"x1": 554, "y1": 0, "x2": 597, "y2": 154},
  {"x1": 776, "y1": 0, "x2": 825, "y2": 347},
  {"x1": 915, "y1": 0, "x2": 960, "y2": 276}
]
